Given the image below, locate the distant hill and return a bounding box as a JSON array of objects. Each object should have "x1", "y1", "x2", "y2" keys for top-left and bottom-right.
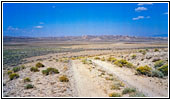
[{"x1": 3, "y1": 35, "x2": 168, "y2": 43}]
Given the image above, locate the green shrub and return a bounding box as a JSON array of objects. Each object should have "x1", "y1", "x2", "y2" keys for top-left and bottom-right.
[
  {"x1": 111, "y1": 85, "x2": 120, "y2": 90},
  {"x1": 154, "y1": 48, "x2": 159, "y2": 52},
  {"x1": 114, "y1": 59, "x2": 134, "y2": 68},
  {"x1": 154, "y1": 60, "x2": 165, "y2": 68},
  {"x1": 101, "y1": 57, "x2": 105, "y2": 61},
  {"x1": 129, "y1": 92, "x2": 145, "y2": 97},
  {"x1": 151, "y1": 70, "x2": 164, "y2": 78},
  {"x1": 36, "y1": 62, "x2": 44, "y2": 68},
  {"x1": 20, "y1": 65, "x2": 25, "y2": 69},
  {"x1": 131, "y1": 54, "x2": 136, "y2": 59},
  {"x1": 12, "y1": 65, "x2": 26, "y2": 72},
  {"x1": 107, "y1": 57, "x2": 117, "y2": 62},
  {"x1": 7, "y1": 70, "x2": 13, "y2": 75},
  {"x1": 30, "y1": 67, "x2": 39, "y2": 72},
  {"x1": 12, "y1": 66, "x2": 20, "y2": 72},
  {"x1": 42, "y1": 67, "x2": 59, "y2": 75},
  {"x1": 136, "y1": 65, "x2": 152, "y2": 76},
  {"x1": 25, "y1": 84, "x2": 34, "y2": 89},
  {"x1": 23, "y1": 77, "x2": 31, "y2": 82},
  {"x1": 94, "y1": 57, "x2": 100, "y2": 60},
  {"x1": 42, "y1": 70, "x2": 49, "y2": 75},
  {"x1": 109, "y1": 92, "x2": 121, "y2": 97},
  {"x1": 122, "y1": 88, "x2": 136, "y2": 94},
  {"x1": 59, "y1": 75, "x2": 69, "y2": 82},
  {"x1": 139, "y1": 50, "x2": 146, "y2": 55},
  {"x1": 9, "y1": 73, "x2": 19, "y2": 80},
  {"x1": 158, "y1": 64, "x2": 168, "y2": 76},
  {"x1": 82, "y1": 59, "x2": 92, "y2": 64}
]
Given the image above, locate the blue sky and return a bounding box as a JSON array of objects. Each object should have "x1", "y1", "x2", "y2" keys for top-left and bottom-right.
[{"x1": 3, "y1": 3, "x2": 168, "y2": 37}]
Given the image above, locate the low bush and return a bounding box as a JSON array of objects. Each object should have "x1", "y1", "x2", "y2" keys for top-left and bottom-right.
[
  {"x1": 158, "y1": 64, "x2": 168, "y2": 76},
  {"x1": 139, "y1": 50, "x2": 146, "y2": 55},
  {"x1": 136, "y1": 65, "x2": 152, "y2": 76},
  {"x1": 122, "y1": 88, "x2": 136, "y2": 94},
  {"x1": 42, "y1": 67, "x2": 59, "y2": 75},
  {"x1": 9, "y1": 73, "x2": 19, "y2": 80},
  {"x1": 154, "y1": 60, "x2": 165, "y2": 68},
  {"x1": 129, "y1": 92, "x2": 145, "y2": 97},
  {"x1": 131, "y1": 54, "x2": 136, "y2": 59},
  {"x1": 12, "y1": 66, "x2": 20, "y2": 72},
  {"x1": 109, "y1": 92, "x2": 121, "y2": 97},
  {"x1": 151, "y1": 70, "x2": 164, "y2": 78},
  {"x1": 7, "y1": 70, "x2": 13, "y2": 75},
  {"x1": 59, "y1": 75, "x2": 69, "y2": 82},
  {"x1": 107, "y1": 57, "x2": 117, "y2": 62},
  {"x1": 12, "y1": 65, "x2": 25, "y2": 72},
  {"x1": 25, "y1": 84, "x2": 34, "y2": 89},
  {"x1": 94, "y1": 57, "x2": 100, "y2": 60},
  {"x1": 30, "y1": 67, "x2": 39, "y2": 72},
  {"x1": 101, "y1": 57, "x2": 105, "y2": 61},
  {"x1": 82, "y1": 59, "x2": 92, "y2": 64},
  {"x1": 154, "y1": 48, "x2": 159, "y2": 52},
  {"x1": 111, "y1": 85, "x2": 120, "y2": 90},
  {"x1": 23, "y1": 77, "x2": 31, "y2": 82},
  {"x1": 36, "y1": 62, "x2": 44, "y2": 68},
  {"x1": 114, "y1": 59, "x2": 134, "y2": 68}
]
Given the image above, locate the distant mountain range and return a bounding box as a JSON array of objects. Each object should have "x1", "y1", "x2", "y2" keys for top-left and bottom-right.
[{"x1": 3, "y1": 35, "x2": 168, "y2": 43}]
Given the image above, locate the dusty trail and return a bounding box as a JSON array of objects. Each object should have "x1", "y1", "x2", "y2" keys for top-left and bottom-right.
[
  {"x1": 70, "y1": 60, "x2": 107, "y2": 97},
  {"x1": 91, "y1": 59, "x2": 168, "y2": 97}
]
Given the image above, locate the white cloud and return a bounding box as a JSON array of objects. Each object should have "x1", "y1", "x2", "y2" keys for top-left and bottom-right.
[
  {"x1": 132, "y1": 16, "x2": 144, "y2": 20},
  {"x1": 34, "y1": 26, "x2": 43, "y2": 29},
  {"x1": 7, "y1": 26, "x2": 19, "y2": 31},
  {"x1": 132, "y1": 16, "x2": 150, "y2": 20},
  {"x1": 163, "y1": 12, "x2": 168, "y2": 15},
  {"x1": 135, "y1": 7, "x2": 147, "y2": 12},
  {"x1": 52, "y1": 6, "x2": 56, "y2": 8},
  {"x1": 137, "y1": 3, "x2": 153, "y2": 6}
]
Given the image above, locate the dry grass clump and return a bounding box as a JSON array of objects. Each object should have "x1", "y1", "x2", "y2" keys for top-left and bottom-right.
[
  {"x1": 30, "y1": 67, "x2": 39, "y2": 72},
  {"x1": 101, "y1": 57, "x2": 105, "y2": 61},
  {"x1": 139, "y1": 49, "x2": 146, "y2": 55},
  {"x1": 94, "y1": 56, "x2": 100, "y2": 60},
  {"x1": 9, "y1": 73, "x2": 19, "y2": 80},
  {"x1": 23, "y1": 77, "x2": 31, "y2": 83},
  {"x1": 25, "y1": 84, "x2": 34, "y2": 89},
  {"x1": 36, "y1": 62, "x2": 45, "y2": 68},
  {"x1": 122, "y1": 87, "x2": 136, "y2": 94},
  {"x1": 82, "y1": 59, "x2": 92, "y2": 64},
  {"x1": 107, "y1": 57, "x2": 117, "y2": 62},
  {"x1": 131, "y1": 54, "x2": 136, "y2": 59},
  {"x1": 42, "y1": 67, "x2": 59, "y2": 75},
  {"x1": 109, "y1": 92, "x2": 122, "y2": 97},
  {"x1": 59, "y1": 75, "x2": 69, "y2": 82},
  {"x1": 136, "y1": 65, "x2": 152, "y2": 76},
  {"x1": 129, "y1": 92, "x2": 145, "y2": 97},
  {"x1": 114, "y1": 59, "x2": 134, "y2": 68},
  {"x1": 111, "y1": 81, "x2": 125, "y2": 90},
  {"x1": 7, "y1": 70, "x2": 13, "y2": 75}
]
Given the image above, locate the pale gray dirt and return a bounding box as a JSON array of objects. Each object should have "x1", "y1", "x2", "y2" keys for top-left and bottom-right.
[
  {"x1": 70, "y1": 60, "x2": 107, "y2": 97},
  {"x1": 91, "y1": 59, "x2": 168, "y2": 97}
]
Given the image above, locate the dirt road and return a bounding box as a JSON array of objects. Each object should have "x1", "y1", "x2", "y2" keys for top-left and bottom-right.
[
  {"x1": 70, "y1": 60, "x2": 108, "y2": 97},
  {"x1": 91, "y1": 59, "x2": 168, "y2": 97}
]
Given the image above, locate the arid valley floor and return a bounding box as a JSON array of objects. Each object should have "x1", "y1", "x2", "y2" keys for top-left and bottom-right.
[{"x1": 3, "y1": 36, "x2": 169, "y2": 97}]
